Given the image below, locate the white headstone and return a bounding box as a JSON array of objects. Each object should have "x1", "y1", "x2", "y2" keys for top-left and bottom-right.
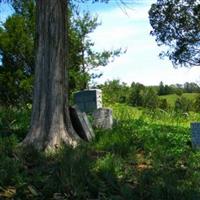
[{"x1": 93, "y1": 108, "x2": 113, "y2": 129}]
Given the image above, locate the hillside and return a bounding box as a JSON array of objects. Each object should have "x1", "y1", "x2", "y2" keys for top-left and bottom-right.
[
  {"x1": 1, "y1": 104, "x2": 200, "y2": 199},
  {"x1": 159, "y1": 93, "x2": 199, "y2": 106}
]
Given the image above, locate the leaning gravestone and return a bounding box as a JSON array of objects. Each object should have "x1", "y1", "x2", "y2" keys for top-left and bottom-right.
[
  {"x1": 69, "y1": 106, "x2": 95, "y2": 141},
  {"x1": 74, "y1": 89, "x2": 102, "y2": 113},
  {"x1": 93, "y1": 108, "x2": 113, "y2": 129},
  {"x1": 191, "y1": 122, "x2": 200, "y2": 149}
]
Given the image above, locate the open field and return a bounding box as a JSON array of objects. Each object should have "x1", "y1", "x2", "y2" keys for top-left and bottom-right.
[
  {"x1": 159, "y1": 93, "x2": 199, "y2": 107},
  {"x1": 1, "y1": 104, "x2": 200, "y2": 199}
]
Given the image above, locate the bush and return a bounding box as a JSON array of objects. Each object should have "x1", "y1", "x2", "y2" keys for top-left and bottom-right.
[
  {"x1": 143, "y1": 88, "x2": 159, "y2": 109},
  {"x1": 174, "y1": 97, "x2": 193, "y2": 112},
  {"x1": 159, "y1": 98, "x2": 169, "y2": 110},
  {"x1": 0, "y1": 106, "x2": 30, "y2": 139},
  {"x1": 129, "y1": 83, "x2": 145, "y2": 107},
  {"x1": 194, "y1": 94, "x2": 200, "y2": 112},
  {"x1": 175, "y1": 89, "x2": 183, "y2": 96}
]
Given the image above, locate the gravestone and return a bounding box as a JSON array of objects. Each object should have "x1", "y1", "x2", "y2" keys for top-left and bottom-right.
[
  {"x1": 93, "y1": 108, "x2": 113, "y2": 129},
  {"x1": 69, "y1": 106, "x2": 95, "y2": 141},
  {"x1": 191, "y1": 122, "x2": 200, "y2": 149},
  {"x1": 74, "y1": 89, "x2": 102, "y2": 113}
]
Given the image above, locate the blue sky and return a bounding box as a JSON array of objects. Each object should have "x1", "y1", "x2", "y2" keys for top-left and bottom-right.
[
  {"x1": 0, "y1": 3, "x2": 13, "y2": 22},
  {"x1": 79, "y1": 0, "x2": 200, "y2": 86},
  {"x1": 1, "y1": 1, "x2": 200, "y2": 86}
]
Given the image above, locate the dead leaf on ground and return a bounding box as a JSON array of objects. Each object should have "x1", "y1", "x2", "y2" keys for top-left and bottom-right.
[{"x1": 0, "y1": 186, "x2": 16, "y2": 198}]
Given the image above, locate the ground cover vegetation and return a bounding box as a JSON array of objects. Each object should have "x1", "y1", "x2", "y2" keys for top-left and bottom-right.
[
  {"x1": 1, "y1": 0, "x2": 200, "y2": 199},
  {"x1": 1, "y1": 103, "x2": 200, "y2": 199}
]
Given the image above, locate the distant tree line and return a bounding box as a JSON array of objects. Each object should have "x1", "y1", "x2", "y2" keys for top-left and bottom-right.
[
  {"x1": 99, "y1": 79, "x2": 200, "y2": 112},
  {"x1": 157, "y1": 81, "x2": 200, "y2": 96}
]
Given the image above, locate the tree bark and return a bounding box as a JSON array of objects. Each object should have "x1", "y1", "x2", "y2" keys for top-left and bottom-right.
[{"x1": 23, "y1": 0, "x2": 79, "y2": 151}]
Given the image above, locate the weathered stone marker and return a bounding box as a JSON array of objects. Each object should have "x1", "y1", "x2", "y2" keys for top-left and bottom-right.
[
  {"x1": 74, "y1": 89, "x2": 102, "y2": 113},
  {"x1": 191, "y1": 122, "x2": 200, "y2": 149},
  {"x1": 93, "y1": 108, "x2": 113, "y2": 129},
  {"x1": 69, "y1": 106, "x2": 94, "y2": 141}
]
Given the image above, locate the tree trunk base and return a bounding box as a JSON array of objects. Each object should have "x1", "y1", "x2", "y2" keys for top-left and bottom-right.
[
  {"x1": 23, "y1": 0, "x2": 83, "y2": 152},
  {"x1": 23, "y1": 128, "x2": 79, "y2": 151},
  {"x1": 23, "y1": 109, "x2": 81, "y2": 151}
]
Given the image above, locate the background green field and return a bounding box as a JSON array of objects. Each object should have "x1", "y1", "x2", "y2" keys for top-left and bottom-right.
[{"x1": 159, "y1": 93, "x2": 199, "y2": 107}]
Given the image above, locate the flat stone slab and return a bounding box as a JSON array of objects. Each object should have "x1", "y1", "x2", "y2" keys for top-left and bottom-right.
[
  {"x1": 93, "y1": 108, "x2": 113, "y2": 129},
  {"x1": 69, "y1": 106, "x2": 94, "y2": 141},
  {"x1": 191, "y1": 122, "x2": 200, "y2": 149}
]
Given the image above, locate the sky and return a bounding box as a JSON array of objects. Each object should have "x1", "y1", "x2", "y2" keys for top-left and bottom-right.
[
  {"x1": 78, "y1": 0, "x2": 200, "y2": 86},
  {"x1": 1, "y1": 1, "x2": 200, "y2": 86}
]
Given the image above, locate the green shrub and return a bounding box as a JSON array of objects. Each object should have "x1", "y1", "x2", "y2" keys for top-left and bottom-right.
[
  {"x1": 159, "y1": 98, "x2": 169, "y2": 110},
  {"x1": 194, "y1": 94, "x2": 200, "y2": 112},
  {"x1": 143, "y1": 88, "x2": 159, "y2": 109},
  {"x1": 0, "y1": 107, "x2": 30, "y2": 139},
  {"x1": 174, "y1": 97, "x2": 193, "y2": 112}
]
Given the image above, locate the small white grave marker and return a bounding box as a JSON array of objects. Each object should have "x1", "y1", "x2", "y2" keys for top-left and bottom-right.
[{"x1": 93, "y1": 108, "x2": 113, "y2": 129}]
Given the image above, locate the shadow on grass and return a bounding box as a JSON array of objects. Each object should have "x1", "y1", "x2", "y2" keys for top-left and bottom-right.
[
  {"x1": 0, "y1": 139, "x2": 136, "y2": 199},
  {"x1": 0, "y1": 118, "x2": 200, "y2": 199}
]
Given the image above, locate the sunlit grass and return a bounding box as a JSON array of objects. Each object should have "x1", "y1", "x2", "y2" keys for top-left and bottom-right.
[
  {"x1": 159, "y1": 93, "x2": 199, "y2": 107},
  {"x1": 110, "y1": 103, "x2": 200, "y2": 128},
  {"x1": 1, "y1": 104, "x2": 200, "y2": 199}
]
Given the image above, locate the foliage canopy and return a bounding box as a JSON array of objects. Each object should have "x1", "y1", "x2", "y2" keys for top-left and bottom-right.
[{"x1": 149, "y1": 0, "x2": 200, "y2": 67}]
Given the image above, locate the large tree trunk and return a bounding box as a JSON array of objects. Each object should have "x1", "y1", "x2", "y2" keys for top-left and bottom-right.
[{"x1": 23, "y1": 0, "x2": 79, "y2": 151}]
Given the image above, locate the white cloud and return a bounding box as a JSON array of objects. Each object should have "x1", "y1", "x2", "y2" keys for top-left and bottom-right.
[
  {"x1": 89, "y1": 5, "x2": 153, "y2": 50},
  {"x1": 88, "y1": 2, "x2": 200, "y2": 86},
  {"x1": 90, "y1": 26, "x2": 143, "y2": 50}
]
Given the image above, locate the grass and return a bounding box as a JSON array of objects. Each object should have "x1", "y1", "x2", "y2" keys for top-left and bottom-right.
[
  {"x1": 1, "y1": 104, "x2": 200, "y2": 199},
  {"x1": 159, "y1": 93, "x2": 199, "y2": 107},
  {"x1": 0, "y1": 106, "x2": 30, "y2": 139}
]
